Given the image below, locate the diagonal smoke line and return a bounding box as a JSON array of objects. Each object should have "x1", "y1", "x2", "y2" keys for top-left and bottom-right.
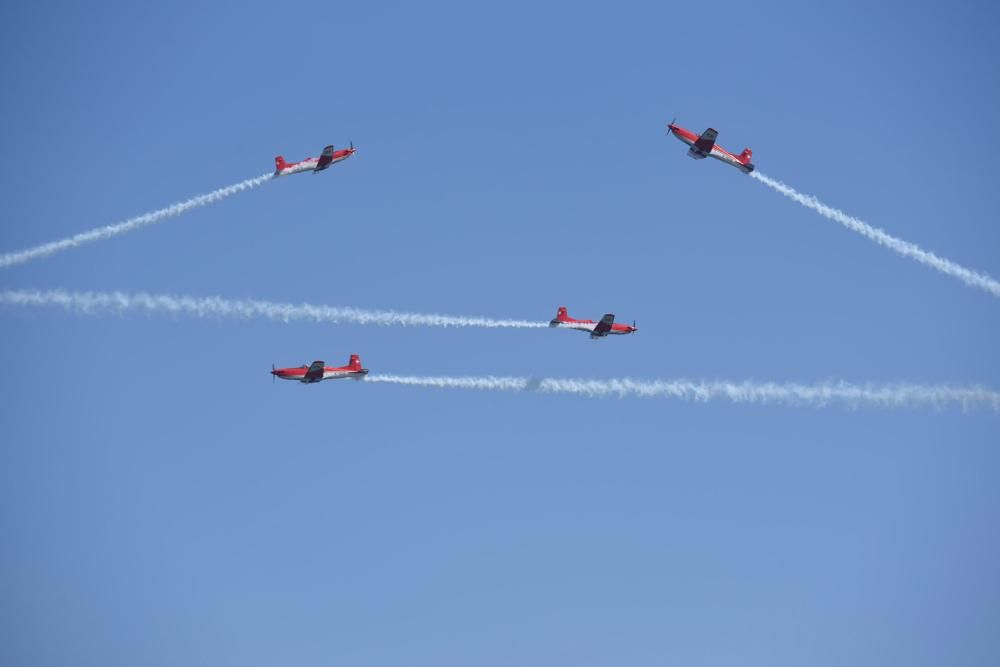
[
  {"x1": 0, "y1": 173, "x2": 275, "y2": 269},
  {"x1": 365, "y1": 374, "x2": 1000, "y2": 412},
  {"x1": 749, "y1": 171, "x2": 1000, "y2": 298},
  {"x1": 0, "y1": 288, "x2": 550, "y2": 329}
]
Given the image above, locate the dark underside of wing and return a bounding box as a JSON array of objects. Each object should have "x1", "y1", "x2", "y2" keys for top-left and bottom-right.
[
  {"x1": 693, "y1": 128, "x2": 718, "y2": 153},
  {"x1": 304, "y1": 361, "x2": 325, "y2": 381},
  {"x1": 592, "y1": 314, "x2": 614, "y2": 335},
  {"x1": 314, "y1": 145, "x2": 335, "y2": 171}
]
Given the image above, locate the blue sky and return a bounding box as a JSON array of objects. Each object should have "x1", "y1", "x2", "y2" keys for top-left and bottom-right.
[{"x1": 1, "y1": 1, "x2": 998, "y2": 665}]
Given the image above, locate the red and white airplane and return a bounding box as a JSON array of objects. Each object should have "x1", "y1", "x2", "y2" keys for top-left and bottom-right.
[
  {"x1": 274, "y1": 143, "x2": 356, "y2": 176},
  {"x1": 549, "y1": 307, "x2": 637, "y2": 339},
  {"x1": 271, "y1": 354, "x2": 368, "y2": 383},
  {"x1": 666, "y1": 120, "x2": 754, "y2": 174}
]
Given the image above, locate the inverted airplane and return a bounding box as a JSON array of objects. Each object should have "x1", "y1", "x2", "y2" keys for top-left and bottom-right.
[
  {"x1": 666, "y1": 120, "x2": 754, "y2": 174},
  {"x1": 271, "y1": 354, "x2": 368, "y2": 383},
  {"x1": 549, "y1": 307, "x2": 637, "y2": 339},
  {"x1": 274, "y1": 143, "x2": 356, "y2": 176}
]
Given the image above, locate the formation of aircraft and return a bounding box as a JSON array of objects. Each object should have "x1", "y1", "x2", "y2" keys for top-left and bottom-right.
[
  {"x1": 274, "y1": 143, "x2": 356, "y2": 176},
  {"x1": 271, "y1": 355, "x2": 368, "y2": 383},
  {"x1": 549, "y1": 306, "x2": 637, "y2": 339},
  {"x1": 666, "y1": 120, "x2": 754, "y2": 174},
  {"x1": 273, "y1": 120, "x2": 748, "y2": 382}
]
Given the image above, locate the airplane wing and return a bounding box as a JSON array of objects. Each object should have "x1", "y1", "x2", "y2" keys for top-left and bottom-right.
[
  {"x1": 314, "y1": 145, "x2": 336, "y2": 171},
  {"x1": 304, "y1": 360, "x2": 325, "y2": 381},
  {"x1": 592, "y1": 314, "x2": 615, "y2": 336},
  {"x1": 693, "y1": 128, "x2": 718, "y2": 153}
]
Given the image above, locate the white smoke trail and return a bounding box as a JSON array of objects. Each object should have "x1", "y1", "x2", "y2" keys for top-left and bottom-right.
[
  {"x1": 365, "y1": 374, "x2": 1000, "y2": 411},
  {"x1": 0, "y1": 173, "x2": 275, "y2": 269},
  {"x1": 749, "y1": 171, "x2": 1000, "y2": 298},
  {"x1": 0, "y1": 288, "x2": 549, "y2": 329},
  {"x1": 1, "y1": 289, "x2": 993, "y2": 411}
]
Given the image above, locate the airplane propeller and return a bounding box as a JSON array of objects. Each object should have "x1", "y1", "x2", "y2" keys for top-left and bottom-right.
[
  {"x1": 666, "y1": 117, "x2": 677, "y2": 136},
  {"x1": 632, "y1": 319, "x2": 637, "y2": 334},
  {"x1": 272, "y1": 363, "x2": 276, "y2": 383}
]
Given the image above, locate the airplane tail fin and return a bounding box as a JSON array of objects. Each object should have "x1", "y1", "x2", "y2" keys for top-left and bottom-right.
[
  {"x1": 348, "y1": 354, "x2": 362, "y2": 371},
  {"x1": 738, "y1": 148, "x2": 753, "y2": 165},
  {"x1": 550, "y1": 306, "x2": 569, "y2": 327},
  {"x1": 274, "y1": 155, "x2": 288, "y2": 172}
]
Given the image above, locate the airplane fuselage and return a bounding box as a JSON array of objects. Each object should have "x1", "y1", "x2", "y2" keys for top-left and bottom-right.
[
  {"x1": 272, "y1": 366, "x2": 368, "y2": 382},
  {"x1": 550, "y1": 321, "x2": 634, "y2": 338},
  {"x1": 273, "y1": 355, "x2": 367, "y2": 383},
  {"x1": 275, "y1": 153, "x2": 353, "y2": 176},
  {"x1": 549, "y1": 307, "x2": 637, "y2": 338},
  {"x1": 668, "y1": 124, "x2": 754, "y2": 174}
]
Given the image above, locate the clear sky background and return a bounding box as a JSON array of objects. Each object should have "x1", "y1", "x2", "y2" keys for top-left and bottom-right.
[{"x1": 1, "y1": 1, "x2": 998, "y2": 665}]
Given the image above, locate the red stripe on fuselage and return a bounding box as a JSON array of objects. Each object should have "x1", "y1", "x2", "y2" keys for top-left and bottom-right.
[{"x1": 669, "y1": 125, "x2": 699, "y2": 144}]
